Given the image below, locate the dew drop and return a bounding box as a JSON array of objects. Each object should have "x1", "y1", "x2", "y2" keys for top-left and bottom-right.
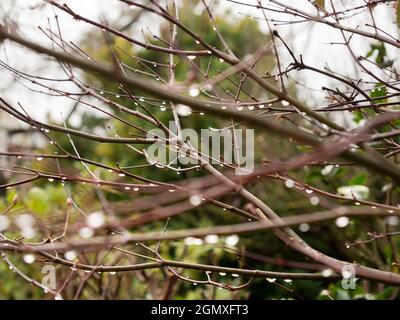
[
  {"x1": 79, "y1": 227, "x2": 94, "y2": 239},
  {"x1": 322, "y1": 269, "x2": 333, "y2": 277},
  {"x1": 189, "y1": 87, "x2": 200, "y2": 97},
  {"x1": 299, "y1": 223, "x2": 310, "y2": 232},
  {"x1": 310, "y1": 196, "x2": 319, "y2": 205},
  {"x1": 281, "y1": 100, "x2": 290, "y2": 106},
  {"x1": 65, "y1": 250, "x2": 77, "y2": 261},
  {"x1": 285, "y1": 179, "x2": 294, "y2": 188},
  {"x1": 86, "y1": 212, "x2": 105, "y2": 229},
  {"x1": 0, "y1": 215, "x2": 10, "y2": 232},
  {"x1": 225, "y1": 234, "x2": 239, "y2": 246}
]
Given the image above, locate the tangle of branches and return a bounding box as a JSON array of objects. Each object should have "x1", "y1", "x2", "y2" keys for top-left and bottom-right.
[{"x1": 0, "y1": 0, "x2": 400, "y2": 300}]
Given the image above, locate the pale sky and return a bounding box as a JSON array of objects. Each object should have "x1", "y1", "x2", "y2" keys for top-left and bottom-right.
[{"x1": 0, "y1": 0, "x2": 398, "y2": 126}]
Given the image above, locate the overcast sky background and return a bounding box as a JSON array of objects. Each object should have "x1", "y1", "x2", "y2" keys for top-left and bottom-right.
[{"x1": 0, "y1": 0, "x2": 399, "y2": 127}]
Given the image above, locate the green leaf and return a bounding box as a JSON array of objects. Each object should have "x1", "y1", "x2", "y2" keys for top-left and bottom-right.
[
  {"x1": 353, "y1": 110, "x2": 363, "y2": 124},
  {"x1": 365, "y1": 43, "x2": 387, "y2": 66},
  {"x1": 336, "y1": 289, "x2": 351, "y2": 300},
  {"x1": 6, "y1": 188, "x2": 17, "y2": 203},
  {"x1": 348, "y1": 173, "x2": 367, "y2": 185},
  {"x1": 353, "y1": 108, "x2": 375, "y2": 124},
  {"x1": 297, "y1": 145, "x2": 312, "y2": 152},
  {"x1": 306, "y1": 169, "x2": 323, "y2": 184},
  {"x1": 375, "y1": 287, "x2": 394, "y2": 300}
]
